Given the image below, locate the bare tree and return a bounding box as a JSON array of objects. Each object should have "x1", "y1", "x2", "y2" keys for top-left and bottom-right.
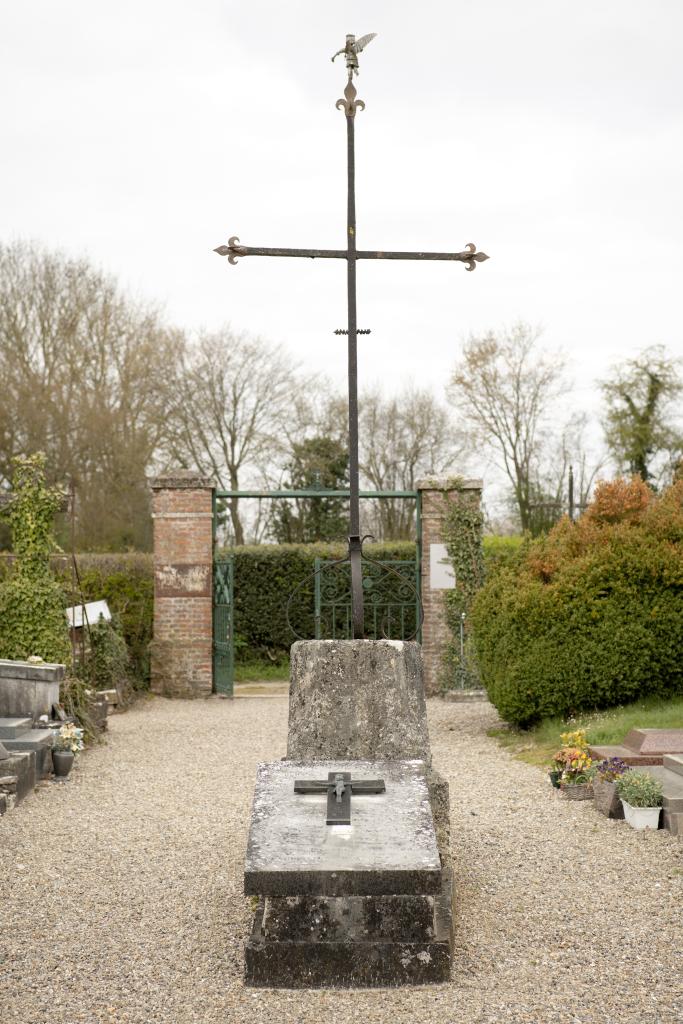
[
  {"x1": 448, "y1": 322, "x2": 568, "y2": 532},
  {"x1": 600, "y1": 345, "x2": 682, "y2": 487},
  {"x1": 0, "y1": 240, "x2": 182, "y2": 549},
  {"x1": 359, "y1": 387, "x2": 466, "y2": 539},
  {"x1": 166, "y1": 328, "x2": 302, "y2": 545}
]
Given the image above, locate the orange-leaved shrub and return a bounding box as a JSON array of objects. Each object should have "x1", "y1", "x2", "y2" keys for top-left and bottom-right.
[{"x1": 471, "y1": 477, "x2": 683, "y2": 726}]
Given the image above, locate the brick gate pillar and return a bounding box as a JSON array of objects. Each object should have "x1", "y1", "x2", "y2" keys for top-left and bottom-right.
[
  {"x1": 417, "y1": 477, "x2": 483, "y2": 696},
  {"x1": 150, "y1": 472, "x2": 214, "y2": 698}
]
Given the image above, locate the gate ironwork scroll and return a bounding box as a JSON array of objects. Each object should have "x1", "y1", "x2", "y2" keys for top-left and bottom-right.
[
  {"x1": 213, "y1": 556, "x2": 234, "y2": 695},
  {"x1": 314, "y1": 557, "x2": 420, "y2": 641}
]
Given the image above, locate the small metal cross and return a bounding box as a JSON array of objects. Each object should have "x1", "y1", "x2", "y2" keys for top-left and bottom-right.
[
  {"x1": 294, "y1": 771, "x2": 386, "y2": 825},
  {"x1": 215, "y1": 33, "x2": 489, "y2": 638}
]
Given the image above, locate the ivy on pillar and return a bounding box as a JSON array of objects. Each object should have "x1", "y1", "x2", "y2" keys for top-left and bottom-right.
[
  {"x1": 417, "y1": 477, "x2": 483, "y2": 696},
  {"x1": 150, "y1": 472, "x2": 214, "y2": 698}
]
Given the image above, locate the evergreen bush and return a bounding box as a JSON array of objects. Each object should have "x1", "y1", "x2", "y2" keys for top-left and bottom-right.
[
  {"x1": 472, "y1": 477, "x2": 683, "y2": 726},
  {"x1": 0, "y1": 454, "x2": 70, "y2": 664}
]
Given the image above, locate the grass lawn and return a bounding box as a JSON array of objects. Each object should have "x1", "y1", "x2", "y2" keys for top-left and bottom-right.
[
  {"x1": 488, "y1": 693, "x2": 683, "y2": 768},
  {"x1": 233, "y1": 659, "x2": 289, "y2": 683}
]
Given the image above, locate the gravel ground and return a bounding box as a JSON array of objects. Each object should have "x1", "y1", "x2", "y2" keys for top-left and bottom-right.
[{"x1": 1, "y1": 695, "x2": 682, "y2": 1024}]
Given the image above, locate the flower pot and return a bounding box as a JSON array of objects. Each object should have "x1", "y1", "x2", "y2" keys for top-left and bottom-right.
[
  {"x1": 561, "y1": 782, "x2": 593, "y2": 801},
  {"x1": 621, "y1": 800, "x2": 661, "y2": 831},
  {"x1": 52, "y1": 749, "x2": 74, "y2": 779},
  {"x1": 593, "y1": 779, "x2": 624, "y2": 819},
  {"x1": 548, "y1": 770, "x2": 562, "y2": 789}
]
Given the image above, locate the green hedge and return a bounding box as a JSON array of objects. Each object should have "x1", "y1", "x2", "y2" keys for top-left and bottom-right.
[
  {"x1": 0, "y1": 553, "x2": 154, "y2": 685},
  {"x1": 472, "y1": 479, "x2": 683, "y2": 727},
  {"x1": 226, "y1": 541, "x2": 416, "y2": 661}
]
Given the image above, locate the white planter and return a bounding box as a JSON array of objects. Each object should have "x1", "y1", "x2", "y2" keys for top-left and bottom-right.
[{"x1": 621, "y1": 800, "x2": 661, "y2": 831}]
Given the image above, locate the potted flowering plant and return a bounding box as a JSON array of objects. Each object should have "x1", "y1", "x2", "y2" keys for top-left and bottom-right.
[
  {"x1": 616, "y1": 771, "x2": 663, "y2": 830},
  {"x1": 52, "y1": 723, "x2": 84, "y2": 779},
  {"x1": 593, "y1": 757, "x2": 629, "y2": 818},
  {"x1": 551, "y1": 730, "x2": 594, "y2": 800}
]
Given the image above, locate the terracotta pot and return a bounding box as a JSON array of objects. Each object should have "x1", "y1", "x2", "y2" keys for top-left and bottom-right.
[
  {"x1": 52, "y1": 749, "x2": 74, "y2": 778},
  {"x1": 593, "y1": 779, "x2": 624, "y2": 818},
  {"x1": 561, "y1": 782, "x2": 593, "y2": 801}
]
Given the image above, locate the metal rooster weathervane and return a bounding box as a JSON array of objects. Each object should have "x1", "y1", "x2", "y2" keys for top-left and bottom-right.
[{"x1": 214, "y1": 33, "x2": 489, "y2": 640}]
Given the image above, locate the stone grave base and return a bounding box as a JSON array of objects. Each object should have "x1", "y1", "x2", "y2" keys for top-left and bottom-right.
[
  {"x1": 245, "y1": 868, "x2": 453, "y2": 988},
  {"x1": 589, "y1": 728, "x2": 683, "y2": 767}
]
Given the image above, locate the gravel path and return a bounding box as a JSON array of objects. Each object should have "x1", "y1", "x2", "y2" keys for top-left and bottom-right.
[{"x1": 1, "y1": 696, "x2": 682, "y2": 1024}]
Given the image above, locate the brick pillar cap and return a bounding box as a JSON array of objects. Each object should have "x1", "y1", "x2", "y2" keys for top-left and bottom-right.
[
  {"x1": 417, "y1": 476, "x2": 483, "y2": 492},
  {"x1": 151, "y1": 470, "x2": 213, "y2": 490}
]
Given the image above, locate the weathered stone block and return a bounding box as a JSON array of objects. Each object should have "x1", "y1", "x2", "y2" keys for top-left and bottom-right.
[
  {"x1": 262, "y1": 893, "x2": 435, "y2": 942},
  {"x1": 245, "y1": 868, "x2": 453, "y2": 988},
  {"x1": 287, "y1": 640, "x2": 431, "y2": 762},
  {"x1": 245, "y1": 759, "x2": 441, "y2": 897},
  {"x1": 0, "y1": 660, "x2": 64, "y2": 721}
]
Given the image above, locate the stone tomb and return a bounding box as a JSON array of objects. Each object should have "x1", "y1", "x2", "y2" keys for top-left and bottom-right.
[
  {"x1": 243, "y1": 639, "x2": 453, "y2": 987},
  {"x1": 589, "y1": 728, "x2": 683, "y2": 767}
]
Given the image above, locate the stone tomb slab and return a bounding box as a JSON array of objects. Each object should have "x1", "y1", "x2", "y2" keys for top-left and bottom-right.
[
  {"x1": 589, "y1": 728, "x2": 683, "y2": 767},
  {"x1": 245, "y1": 759, "x2": 441, "y2": 897}
]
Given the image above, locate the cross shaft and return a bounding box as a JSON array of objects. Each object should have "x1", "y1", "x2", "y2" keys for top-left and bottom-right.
[{"x1": 214, "y1": 35, "x2": 489, "y2": 639}]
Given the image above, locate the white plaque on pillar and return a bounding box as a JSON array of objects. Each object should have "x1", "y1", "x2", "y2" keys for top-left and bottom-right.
[{"x1": 429, "y1": 544, "x2": 456, "y2": 589}]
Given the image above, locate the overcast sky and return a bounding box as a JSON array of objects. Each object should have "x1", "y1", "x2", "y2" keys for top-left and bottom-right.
[{"x1": 2, "y1": 1, "x2": 682, "y2": 468}]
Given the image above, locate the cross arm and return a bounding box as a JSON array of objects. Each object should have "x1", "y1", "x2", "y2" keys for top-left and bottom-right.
[{"x1": 214, "y1": 237, "x2": 489, "y2": 271}]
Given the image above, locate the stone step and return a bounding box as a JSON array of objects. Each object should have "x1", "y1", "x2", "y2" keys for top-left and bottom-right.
[
  {"x1": 637, "y1": 764, "x2": 683, "y2": 824},
  {"x1": 663, "y1": 811, "x2": 682, "y2": 837},
  {"x1": 2, "y1": 730, "x2": 53, "y2": 777},
  {"x1": 0, "y1": 717, "x2": 33, "y2": 739},
  {"x1": 663, "y1": 754, "x2": 683, "y2": 778}
]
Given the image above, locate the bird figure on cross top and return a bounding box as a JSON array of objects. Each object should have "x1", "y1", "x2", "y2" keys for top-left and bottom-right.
[{"x1": 331, "y1": 33, "x2": 377, "y2": 75}]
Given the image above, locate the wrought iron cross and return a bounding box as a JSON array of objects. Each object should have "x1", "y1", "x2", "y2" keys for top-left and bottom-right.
[
  {"x1": 294, "y1": 770, "x2": 386, "y2": 826},
  {"x1": 215, "y1": 33, "x2": 489, "y2": 638}
]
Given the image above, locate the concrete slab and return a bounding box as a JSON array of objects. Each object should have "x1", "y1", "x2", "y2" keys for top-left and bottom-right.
[
  {"x1": 245, "y1": 759, "x2": 441, "y2": 897},
  {"x1": 0, "y1": 717, "x2": 33, "y2": 739}
]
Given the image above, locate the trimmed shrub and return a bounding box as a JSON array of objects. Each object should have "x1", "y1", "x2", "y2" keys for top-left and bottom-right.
[
  {"x1": 227, "y1": 541, "x2": 417, "y2": 662},
  {"x1": 472, "y1": 478, "x2": 683, "y2": 726}
]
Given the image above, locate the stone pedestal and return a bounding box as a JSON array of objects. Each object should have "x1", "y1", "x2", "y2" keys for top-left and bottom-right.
[
  {"x1": 287, "y1": 640, "x2": 430, "y2": 762},
  {"x1": 243, "y1": 639, "x2": 453, "y2": 987}
]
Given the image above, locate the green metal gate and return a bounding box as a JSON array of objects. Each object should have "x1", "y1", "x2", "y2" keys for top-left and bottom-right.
[
  {"x1": 212, "y1": 556, "x2": 234, "y2": 695},
  {"x1": 314, "y1": 557, "x2": 420, "y2": 641}
]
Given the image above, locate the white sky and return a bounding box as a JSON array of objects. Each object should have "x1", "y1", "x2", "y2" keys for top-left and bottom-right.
[{"x1": 1, "y1": 1, "x2": 682, "y2": 467}]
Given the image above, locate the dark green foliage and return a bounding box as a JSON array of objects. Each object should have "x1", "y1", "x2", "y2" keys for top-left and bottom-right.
[
  {"x1": 228, "y1": 541, "x2": 416, "y2": 662},
  {"x1": 270, "y1": 437, "x2": 349, "y2": 543},
  {"x1": 0, "y1": 454, "x2": 70, "y2": 664},
  {"x1": 85, "y1": 618, "x2": 132, "y2": 695},
  {"x1": 472, "y1": 477, "x2": 683, "y2": 726},
  {"x1": 482, "y1": 534, "x2": 525, "y2": 572},
  {"x1": 0, "y1": 553, "x2": 154, "y2": 685},
  {"x1": 72, "y1": 556, "x2": 153, "y2": 687},
  {"x1": 441, "y1": 490, "x2": 485, "y2": 690}
]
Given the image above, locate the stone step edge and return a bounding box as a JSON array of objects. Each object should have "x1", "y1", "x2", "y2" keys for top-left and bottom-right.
[
  {"x1": 663, "y1": 755, "x2": 683, "y2": 778},
  {"x1": 0, "y1": 718, "x2": 34, "y2": 739}
]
